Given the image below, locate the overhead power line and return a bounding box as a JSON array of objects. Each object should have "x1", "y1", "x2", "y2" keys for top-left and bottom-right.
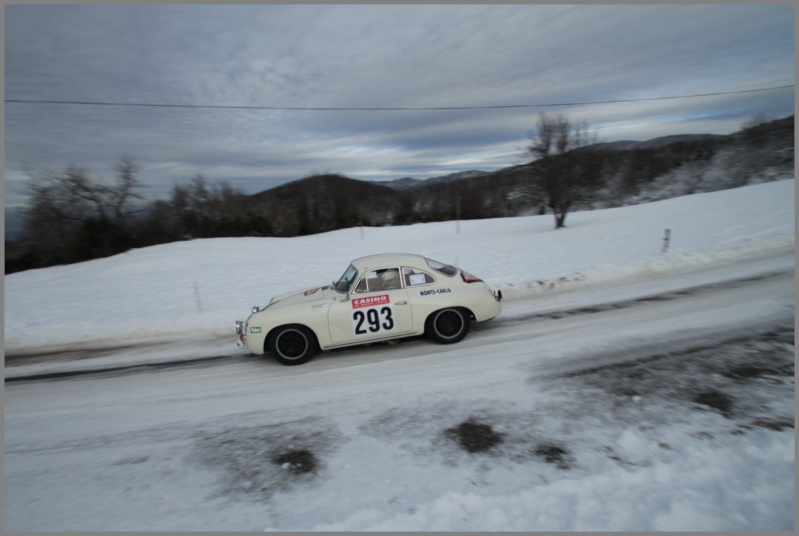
[{"x1": 5, "y1": 84, "x2": 793, "y2": 111}]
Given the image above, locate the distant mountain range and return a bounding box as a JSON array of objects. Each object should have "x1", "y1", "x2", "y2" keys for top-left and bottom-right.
[
  {"x1": 368, "y1": 170, "x2": 491, "y2": 190},
  {"x1": 245, "y1": 115, "x2": 793, "y2": 234},
  {"x1": 583, "y1": 134, "x2": 728, "y2": 152},
  {"x1": 367, "y1": 136, "x2": 734, "y2": 189}
]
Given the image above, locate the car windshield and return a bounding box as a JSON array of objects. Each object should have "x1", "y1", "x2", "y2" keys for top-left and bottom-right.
[{"x1": 334, "y1": 264, "x2": 358, "y2": 293}]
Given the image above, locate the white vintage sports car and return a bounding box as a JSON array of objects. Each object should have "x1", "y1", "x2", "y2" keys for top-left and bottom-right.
[{"x1": 235, "y1": 253, "x2": 502, "y2": 365}]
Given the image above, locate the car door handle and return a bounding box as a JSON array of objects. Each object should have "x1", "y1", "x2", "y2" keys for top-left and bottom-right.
[{"x1": 395, "y1": 301, "x2": 408, "y2": 305}]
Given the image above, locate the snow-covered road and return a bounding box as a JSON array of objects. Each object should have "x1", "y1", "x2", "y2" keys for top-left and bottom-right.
[
  {"x1": 4, "y1": 257, "x2": 794, "y2": 531},
  {"x1": 4, "y1": 180, "x2": 794, "y2": 530}
]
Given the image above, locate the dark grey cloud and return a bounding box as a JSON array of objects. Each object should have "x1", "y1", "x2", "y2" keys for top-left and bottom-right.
[{"x1": 4, "y1": 4, "x2": 794, "y2": 207}]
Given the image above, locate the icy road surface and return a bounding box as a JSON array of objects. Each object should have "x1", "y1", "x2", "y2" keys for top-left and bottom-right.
[{"x1": 4, "y1": 262, "x2": 794, "y2": 531}]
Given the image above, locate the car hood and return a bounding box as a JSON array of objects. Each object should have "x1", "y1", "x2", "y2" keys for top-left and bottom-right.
[{"x1": 267, "y1": 285, "x2": 336, "y2": 308}]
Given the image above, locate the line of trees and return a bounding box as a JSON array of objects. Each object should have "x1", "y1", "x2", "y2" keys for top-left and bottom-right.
[
  {"x1": 13, "y1": 156, "x2": 145, "y2": 269},
  {"x1": 6, "y1": 113, "x2": 791, "y2": 274}
]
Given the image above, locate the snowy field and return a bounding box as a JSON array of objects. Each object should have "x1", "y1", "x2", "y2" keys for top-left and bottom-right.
[
  {"x1": 4, "y1": 179, "x2": 795, "y2": 357},
  {"x1": 4, "y1": 179, "x2": 795, "y2": 531}
]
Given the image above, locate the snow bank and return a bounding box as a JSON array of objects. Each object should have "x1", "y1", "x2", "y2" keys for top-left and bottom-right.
[{"x1": 294, "y1": 430, "x2": 794, "y2": 532}]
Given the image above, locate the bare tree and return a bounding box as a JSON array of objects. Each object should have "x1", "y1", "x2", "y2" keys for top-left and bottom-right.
[
  {"x1": 159, "y1": 174, "x2": 257, "y2": 239},
  {"x1": 111, "y1": 155, "x2": 145, "y2": 222},
  {"x1": 524, "y1": 113, "x2": 599, "y2": 229},
  {"x1": 19, "y1": 157, "x2": 145, "y2": 265},
  {"x1": 740, "y1": 114, "x2": 772, "y2": 131},
  {"x1": 739, "y1": 114, "x2": 775, "y2": 149}
]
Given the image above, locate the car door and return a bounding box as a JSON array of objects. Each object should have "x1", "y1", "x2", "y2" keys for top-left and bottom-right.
[{"x1": 328, "y1": 267, "x2": 413, "y2": 345}]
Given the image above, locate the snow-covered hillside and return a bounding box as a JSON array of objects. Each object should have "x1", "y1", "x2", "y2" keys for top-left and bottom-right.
[
  {"x1": 4, "y1": 180, "x2": 795, "y2": 531},
  {"x1": 4, "y1": 179, "x2": 794, "y2": 354}
]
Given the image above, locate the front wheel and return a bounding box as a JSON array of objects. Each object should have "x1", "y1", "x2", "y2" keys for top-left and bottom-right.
[
  {"x1": 426, "y1": 308, "x2": 470, "y2": 344},
  {"x1": 268, "y1": 325, "x2": 316, "y2": 366}
]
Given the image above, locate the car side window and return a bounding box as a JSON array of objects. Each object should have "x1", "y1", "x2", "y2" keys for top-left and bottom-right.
[
  {"x1": 354, "y1": 268, "x2": 402, "y2": 293},
  {"x1": 403, "y1": 267, "x2": 436, "y2": 287},
  {"x1": 354, "y1": 277, "x2": 368, "y2": 293}
]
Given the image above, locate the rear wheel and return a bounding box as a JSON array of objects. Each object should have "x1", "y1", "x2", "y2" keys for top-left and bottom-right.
[
  {"x1": 268, "y1": 325, "x2": 316, "y2": 366},
  {"x1": 426, "y1": 308, "x2": 470, "y2": 344}
]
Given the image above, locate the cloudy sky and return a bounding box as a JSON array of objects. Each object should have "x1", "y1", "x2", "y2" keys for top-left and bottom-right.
[{"x1": 4, "y1": 3, "x2": 794, "y2": 208}]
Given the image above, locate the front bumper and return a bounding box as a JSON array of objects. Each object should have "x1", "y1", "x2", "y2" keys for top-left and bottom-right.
[{"x1": 235, "y1": 319, "x2": 247, "y2": 347}]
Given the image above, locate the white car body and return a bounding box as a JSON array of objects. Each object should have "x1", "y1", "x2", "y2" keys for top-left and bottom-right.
[{"x1": 235, "y1": 253, "x2": 502, "y2": 365}]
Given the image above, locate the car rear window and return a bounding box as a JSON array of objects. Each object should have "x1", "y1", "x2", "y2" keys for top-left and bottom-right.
[
  {"x1": 403, "y1": 267, "x2": 436, "y2": 286},
  {"x1": 425, "y1": 257, "x2": 457, "y2": 277}
]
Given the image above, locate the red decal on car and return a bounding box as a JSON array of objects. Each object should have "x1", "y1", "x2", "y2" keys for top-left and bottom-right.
[
  {"x1": 304, "y1": 288, "x2": 319, "y2": 295},
  {"x1": 351, "y1": 294, "x2": 390, "y2": 309}
]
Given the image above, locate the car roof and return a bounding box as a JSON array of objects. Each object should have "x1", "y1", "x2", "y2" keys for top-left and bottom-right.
[{"x1": 350, "y1": 253, "x2": 433, "y2": 271}]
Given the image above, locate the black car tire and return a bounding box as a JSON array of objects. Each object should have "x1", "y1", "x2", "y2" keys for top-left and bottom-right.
[
  {"x1": 426, "y1": 308, "x2": 470, "y2": 344},
  {"x1": 268, "y1": 325, "x2": 317, "y2": 366}
]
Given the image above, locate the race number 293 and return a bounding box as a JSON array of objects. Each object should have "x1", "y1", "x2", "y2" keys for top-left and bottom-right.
[{"x1": 351, "y1": 294, "x2": 394, "y2": 335}]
